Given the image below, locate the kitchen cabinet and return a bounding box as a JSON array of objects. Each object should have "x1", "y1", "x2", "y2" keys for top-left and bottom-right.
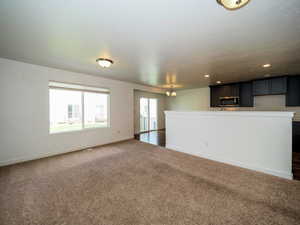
[
  {"x1": 293, "y1": 122, "x2": 300, "y2": 153},
  {"x1": 230, "y1": 83, "x2": 240, "y2": 97},
  {"x1": 210, "y1": 76, "x2": 291, "y2": 108},
  {"x1": 218, "y1": 85, "x2": 231, "y2": 97},
  {"x1": 210, "y1": 83, "x2": 240, "y2": 107},
  {"x1": 269, "y1": 77, "x2": 287, "y2": 95},
  {"x1": 210, "y1": 86, "x2": 221, "y2": 107},
  {"x1": 253, "y1": 79, "x2": 269, "y2": 96},
  {"x1": 253, "y1": 77, "x2": 287, "y2": 96},
  {"x1": 239, "y1": 82, "x2": 253, "y2": 107},
  {"x1": 218, "y1": 84, "x2": 240, "y2": 97},
  {"x1": 286, "y1": 76, "x2": 300, "y2": 106}
]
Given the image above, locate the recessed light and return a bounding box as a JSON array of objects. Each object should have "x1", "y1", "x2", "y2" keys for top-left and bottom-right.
[
  {"x1": 204, "y1": 74, "x2": 210, "y2": 78},
  {"x1": 216, "y1": 81, "x2": 222, "y2": 84},
  {"x1": 263, "y1": 64, "x2": 271, "y2": 68},
  {"x1": 96, "y1": 58, "x2": 114, "y2": 68}
]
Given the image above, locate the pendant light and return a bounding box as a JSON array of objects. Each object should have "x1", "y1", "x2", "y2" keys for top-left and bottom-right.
[
  {"x1": 166, "y1": 86, "x2": 176, "y2": 97},
  {"x1": 216, "y1": 0, "x2": 250, "y2": 10}
]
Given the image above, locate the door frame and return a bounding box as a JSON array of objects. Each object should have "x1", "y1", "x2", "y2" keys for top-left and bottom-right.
[{"x1": 139, "y1": 97, "x2": 158, "y2": 133}]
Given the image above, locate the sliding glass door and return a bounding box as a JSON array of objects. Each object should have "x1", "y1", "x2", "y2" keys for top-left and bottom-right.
[
  {"x1": 140, "y1": 98, "x2": 149, "y2": 132},
  {"x1": 140, "y1": 98, "x2": 157, "y2": 132}
]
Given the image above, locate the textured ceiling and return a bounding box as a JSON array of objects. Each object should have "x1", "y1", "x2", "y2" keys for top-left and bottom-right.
[{"x1": 0, "y1": 0, "x2": 300, "y2": 89}]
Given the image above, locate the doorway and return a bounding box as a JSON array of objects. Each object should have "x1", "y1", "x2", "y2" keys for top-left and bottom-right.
[{"x1": 140, "y1": 98, "x2": 157, "y2": 132}]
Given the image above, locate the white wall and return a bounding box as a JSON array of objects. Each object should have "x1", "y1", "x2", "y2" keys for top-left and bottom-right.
[
  {"x1": 0, "y1": 58, "x2": 164, "y2": 166},
  {"x1": 165, "y1": 111, "x2": 294, "y2": 179},
  {"x1": 166, "y1": 87, "x2": 210, "y2": 111},
  {"x1": 134, "y1": 90, "x2": 166, "y2": 134}
]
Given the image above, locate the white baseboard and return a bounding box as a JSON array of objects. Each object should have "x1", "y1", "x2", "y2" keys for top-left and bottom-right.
[
  {"x1": 166, "y1": 144, "x2": 293, "y2": 180},
  {"x1": 0, "y1": 137, "x2": 134, "y2": 167}
]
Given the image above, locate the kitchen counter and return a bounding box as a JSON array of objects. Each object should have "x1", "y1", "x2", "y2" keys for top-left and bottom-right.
[{"x1": 165, "y1": 111, "x2": 294, "y2": 179}]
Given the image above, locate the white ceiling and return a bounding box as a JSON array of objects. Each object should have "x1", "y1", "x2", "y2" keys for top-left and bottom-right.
[{"x1": 0, "y1": 0, "x2": 300, "y2": 89}]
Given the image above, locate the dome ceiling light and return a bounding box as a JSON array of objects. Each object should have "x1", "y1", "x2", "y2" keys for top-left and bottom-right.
[
  {"x1": 216, "y1": 0, "x2": 251, "y2": 10},
  {"x1": 96, "y1": 58, "x2": 114, "y2": 68}
]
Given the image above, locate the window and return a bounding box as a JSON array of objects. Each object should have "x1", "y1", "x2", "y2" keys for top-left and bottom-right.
[
  {"x1": 68, "y1": 104, "x2": 80, "y2": 119},
  {"x1": 84, "y1": 92, "x2": 108, "y2": 129},
  {"x1": 49, "y1": 82, "x2": 109, "y2": 133}
]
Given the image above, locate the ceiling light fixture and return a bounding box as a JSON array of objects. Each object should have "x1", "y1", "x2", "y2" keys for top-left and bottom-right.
[
  {"x1": 216, "y1": 81, "x2": 222, "y2": 84},
  {"x1": 96, "y1": 58, "x2": 114, "y2": 68},
  {"x1": 216, "y1": 0, "x2": 251, "y2": 10},
  {"x1": 166, "y1": 90, "x2": 177, "y2": 97},
  {"x1": 204, "y1": 74, "x2": 210, "y2": 78},
  {"x1": 166, "y1": 86, "x2": 177, "y2": 97},
  {"x1": 263, "y1": 64, "x2": 271, "y2": 68}
]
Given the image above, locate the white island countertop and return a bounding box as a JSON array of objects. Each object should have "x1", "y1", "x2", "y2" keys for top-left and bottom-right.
[
  {"x1": 165, "y1": 110, "x2": 295, "y2": 118},
  {"x1": 165, "y1": 111, "x2": 294, "y2": 179}
]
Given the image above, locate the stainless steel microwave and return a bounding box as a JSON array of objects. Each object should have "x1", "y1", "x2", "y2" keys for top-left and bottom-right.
[{"x1": 219, "y1": 96, "x2": 240, "y2": 107}]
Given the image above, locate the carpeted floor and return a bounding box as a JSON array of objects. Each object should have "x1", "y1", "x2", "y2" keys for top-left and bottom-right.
[{"x1": 1, "y1": 140, "x2": 300, "y2": 225}]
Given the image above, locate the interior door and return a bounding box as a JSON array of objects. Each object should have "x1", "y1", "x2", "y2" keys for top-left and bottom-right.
[{"x1": 140, "y1": 98, "x2": 157, "y2": 132}]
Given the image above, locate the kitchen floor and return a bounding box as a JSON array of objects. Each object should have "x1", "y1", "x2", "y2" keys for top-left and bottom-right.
[{"x1": 134, "y1": 130, "x2": 165, "y2": 147}]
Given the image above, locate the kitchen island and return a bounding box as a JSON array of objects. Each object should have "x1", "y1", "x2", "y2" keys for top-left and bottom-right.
[{"x1": 165, "y1": 111, "x2": 294, "y2": 179}]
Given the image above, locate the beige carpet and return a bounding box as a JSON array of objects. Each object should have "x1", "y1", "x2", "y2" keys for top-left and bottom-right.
[{"x1": 1, "y1": 140, "x2": 300, "y2": 225}]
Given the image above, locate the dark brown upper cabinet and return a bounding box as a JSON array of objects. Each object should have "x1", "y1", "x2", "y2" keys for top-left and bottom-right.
[
  {"x1": 269, "y1": 77, "x2": 287, "y2": 95},
  {"x1": 286, "y1": 76, "x2": 300, "y2": 106},
  {"x1": 210, "y1": 76, "x2": 296, "y2": 108},
  {"x1": 210, "y1": 83, "x2": 240, "y2": 107},
  {"x1": 253, "y1": 77, "x2": 287, "y2": 96},
  {"x1": 210, "y1": 86, "x2": 221, "y2": 107},
  {"x1": 239, "y1": 82, "x2": 253, "y2": 107},
  {"x1": 219, "y1": 84, "x2": 240, "y2": 97},
  {"x1": 253, "y1": 79, "x2": 269, "y2": 96}
]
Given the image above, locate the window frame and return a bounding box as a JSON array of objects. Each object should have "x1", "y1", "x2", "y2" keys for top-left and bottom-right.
[{"x1": 49, "y1": 81, "x2": 110, "y2": 134}]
